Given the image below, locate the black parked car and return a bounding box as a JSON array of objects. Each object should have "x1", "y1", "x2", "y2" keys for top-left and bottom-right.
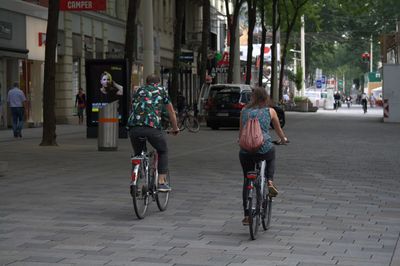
[
  {"x1": 205, "y1": 84, "x2": 285, "y2": 130},
  {"x1": 205, "y1": 84, "x2": 252, "y2": 130}
]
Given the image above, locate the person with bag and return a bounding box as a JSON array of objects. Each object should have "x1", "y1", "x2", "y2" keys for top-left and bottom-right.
[{"x1": 238, "y1": 86, "x2": 288, "y2": 225}]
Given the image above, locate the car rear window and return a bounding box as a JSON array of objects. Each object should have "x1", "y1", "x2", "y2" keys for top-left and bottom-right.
[
  {"x1": 240, "y1": 91, "x2": 251, "y2": 103},
  {"x1": 215, "y1": 91, "x2": 240, "y2": 104},
  {"x1": 209, "y1": 86, "x2": 240, "y2": 98}
]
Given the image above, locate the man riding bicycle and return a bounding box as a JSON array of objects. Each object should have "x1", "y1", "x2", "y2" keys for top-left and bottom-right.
[
  {"x1": 127, "y1": 74, "x2": 179, "y2": 192},
  {"x1": 334, "y1": 91, "x2": 341, "y2": 110}
]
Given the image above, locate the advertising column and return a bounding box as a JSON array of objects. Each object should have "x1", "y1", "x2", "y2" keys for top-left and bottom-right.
[{"x1": 85, "y1": 59, "x2": 129, "y2": 138}]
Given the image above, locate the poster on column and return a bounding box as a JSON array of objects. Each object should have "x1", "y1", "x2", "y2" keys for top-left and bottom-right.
[{"x1": 85, "y1": 59, "x2": 128, "y2": 132}]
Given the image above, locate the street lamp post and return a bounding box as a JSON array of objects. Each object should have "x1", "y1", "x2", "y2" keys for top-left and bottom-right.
[{"x1": 300, "y1": 15, "x2": 306, "y2": 96}]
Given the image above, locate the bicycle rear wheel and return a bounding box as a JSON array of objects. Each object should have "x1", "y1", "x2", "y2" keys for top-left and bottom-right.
[
  {"x1": 131, "y1": 162, "x2": 149, "y2": 219},
  {"x1": 248, "y1": 185, "x2": 261, "y2": 240},
  {"x1": 262, "y1": 195, "x2": 272, "y2": 230},
  {"x1": 149, "y1": 151, "x2": 170, "y2": 211},
  {"x1": 155, "y1": 171, "x2": 170, "y2": 211},
  {"x1": 184, "y1": 115, "x2": 200, "y2": 133}
]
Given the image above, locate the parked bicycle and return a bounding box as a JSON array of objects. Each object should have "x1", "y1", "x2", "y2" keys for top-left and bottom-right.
[
  {"x1": 130, "y1": 136, "x2": 170, "y2": 219},
  {"x1": 244, "y1": 139, "x2": 289, "y2": 240},
  {"x1": 177, "y1": 106, "x2": 200, "y2": 133}
]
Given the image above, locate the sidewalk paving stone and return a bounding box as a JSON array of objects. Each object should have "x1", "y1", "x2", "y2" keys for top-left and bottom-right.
[{"x1": 1, "y1": 107, "x2": 399, "y2": 266}]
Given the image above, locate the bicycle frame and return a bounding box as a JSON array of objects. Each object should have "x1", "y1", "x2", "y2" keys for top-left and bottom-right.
[{"x1": 246, "y1": 161, "x2": 267, "y2": 209}]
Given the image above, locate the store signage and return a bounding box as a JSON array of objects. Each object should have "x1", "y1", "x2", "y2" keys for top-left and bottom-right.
[
  {"x1": 179, "y1": 52, "x2": 194, "y2": 62},
  {"x1": 60, "y1": 0, "x2": 106, "y2": 11},
  {"x1": 38, "y1": 32, "x2": 46, "y2": 46},
  {"x1": 0, "y1": 21, "x2": 12, "y2": 40}
]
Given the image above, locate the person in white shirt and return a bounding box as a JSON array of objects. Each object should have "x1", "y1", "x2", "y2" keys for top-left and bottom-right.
[{"x1": 7, "y1": 82, "x2": 26, "y2": 138}]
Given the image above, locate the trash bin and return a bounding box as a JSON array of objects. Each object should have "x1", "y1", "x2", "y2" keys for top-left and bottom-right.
[{"x1": 98, "y1": 100, "x2": 119, "y2": 151}]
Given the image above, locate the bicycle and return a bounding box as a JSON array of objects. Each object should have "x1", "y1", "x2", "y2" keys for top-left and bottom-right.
[
  {"x1": 245, "y1": 160, "x2": 270, "y2": 240},
  {"x1": 130, "y1": 136, "x2": 170, "y2": 219},
  {"x1": 334, "y1": 100, "x2": 340, "y2": 112},
  {"x1": 362, "y1": 99, "x2": 368, "y2": 114},
  {"x1": 177, "y1": 106, "x2": 200, "y2": 133},
  {"x1": 244, "y1": 139, "x2": 288, "y2": 240}
]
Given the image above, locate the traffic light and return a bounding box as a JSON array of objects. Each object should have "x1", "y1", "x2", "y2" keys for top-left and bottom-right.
[{"x1": 361, "y1": 52, "x2": 370, "y2": 62}]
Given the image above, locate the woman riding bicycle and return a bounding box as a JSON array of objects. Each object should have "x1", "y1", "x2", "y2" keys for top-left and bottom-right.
[{"x1": 239, "y1": 86, "x2": 288, "y2": 225}]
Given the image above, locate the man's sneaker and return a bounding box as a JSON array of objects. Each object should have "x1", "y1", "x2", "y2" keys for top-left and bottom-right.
[
  {"x1": 158, "y1": 183, "x2": 171, "y2": 192},
  {"x1": 242, "y1": 216, "x2": 250, "y2": 226},
  {"x1": 268, "y1": 184, "x2": 279, "y2": 197}
]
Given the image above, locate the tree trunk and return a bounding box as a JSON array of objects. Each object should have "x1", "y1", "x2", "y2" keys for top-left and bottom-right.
[
  {"x1": 225, "y1": 0, "x2": 244, "y2": 84},
  {"x1": 245, "y1": 0, "x2": 256, "y2": 85},
  {"x1": 278, "y1": 16, "x2": 297, "y2": 101},
  {"x1": 278, "y1": 0, "x2": 309, "y2": 100},
  {"x1": 171, "y1": 0, "x2": 185, "y2": 106},
  {"x1": 200, "y1": 0, "x2": 210, "y2": 89},
  {"x1": 258, "y1": 0, "x2": 266, "y2": 87},
  {"x1": 124, "y1": 0, "x2": 140, "y2": 116},
  {"x1": 270, "y1": 0, "x2": 279, "y2": 101},
  {"x1": 40, "y1": 0, "x2": 59, "y2": 146},
  {"x1": 125, "y1": 0, "x2": 140, "y2": 76}
]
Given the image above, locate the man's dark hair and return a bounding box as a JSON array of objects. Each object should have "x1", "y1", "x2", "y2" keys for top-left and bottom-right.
[{"x1": 146, "y1": 74, "x2": 160, "y2": 84}]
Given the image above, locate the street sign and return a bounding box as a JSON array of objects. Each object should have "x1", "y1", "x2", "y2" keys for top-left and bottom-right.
[
  {"x1": 321, "y1": 75, "x2": 326, "y2": 84},
  {"x1": 316, "y1": 79, "x2": 322, "y2": 89},
  {"x1": 179, "y1": 52, "x2": 194, "y2": 62}
]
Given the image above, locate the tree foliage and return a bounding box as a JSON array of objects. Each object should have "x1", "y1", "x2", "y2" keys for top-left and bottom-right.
[{"x1": 304, "y1": 0, "x2": 400, "y2": 88}]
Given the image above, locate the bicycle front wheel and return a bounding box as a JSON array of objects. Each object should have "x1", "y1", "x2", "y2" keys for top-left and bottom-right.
[
  {"x1": 248, "y1": 186, "x2": 261, "y2": 240},
  {"x1": 177, "y1": 116, "x2": 186, "y2": 131},
  {"x1": 184, "y1": 115, "x2": 200, "y2": 133},
  {"x1": 155, "y1": 171, "x2": 170, "y2": 211},
  {"x1": 131, "y1": 163, "x2": 149, "y2": 219}
]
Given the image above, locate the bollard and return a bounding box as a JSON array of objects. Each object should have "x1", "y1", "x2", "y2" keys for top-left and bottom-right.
[{"x1": 98, "y1": 100, "x2": 119, "y2": 151}]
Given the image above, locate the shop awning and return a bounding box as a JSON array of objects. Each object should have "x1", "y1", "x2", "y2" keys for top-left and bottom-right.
[{"x1": 0, "y1": 47, "x2": 29, "y2": 59}]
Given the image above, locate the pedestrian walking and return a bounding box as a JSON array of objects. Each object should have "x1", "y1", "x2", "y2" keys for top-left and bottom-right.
[
  {"x1": 75, "y1": 88, "x2": 86, "y2": 125},
  {"x1": 7, "y1": 82, "x2": 27, "y2": 138}
]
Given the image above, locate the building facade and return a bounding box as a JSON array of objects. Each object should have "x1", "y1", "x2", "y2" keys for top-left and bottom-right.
[{"x1": 0, "y1": 0, "x2": 228, "y2": 127}]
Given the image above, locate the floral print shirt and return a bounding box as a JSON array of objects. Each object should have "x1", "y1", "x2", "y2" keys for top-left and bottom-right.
[{"x1": 128, "y1": 83, "x2": 171, "y2": 129}]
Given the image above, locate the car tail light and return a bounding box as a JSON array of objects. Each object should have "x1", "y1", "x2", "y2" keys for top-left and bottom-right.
[{"x1": 233, "y1": 102, "x2": 245, "y2": 109}]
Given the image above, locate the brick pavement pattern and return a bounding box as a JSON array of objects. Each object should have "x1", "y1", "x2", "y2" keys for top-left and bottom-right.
[{"x1": 0, "y1": 105, "x2": 399, "y2": 266}]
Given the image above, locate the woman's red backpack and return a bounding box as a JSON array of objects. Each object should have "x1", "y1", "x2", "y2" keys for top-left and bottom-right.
[{"x1": 239, "y1": 110, "x2": 264, "y2": 153}]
